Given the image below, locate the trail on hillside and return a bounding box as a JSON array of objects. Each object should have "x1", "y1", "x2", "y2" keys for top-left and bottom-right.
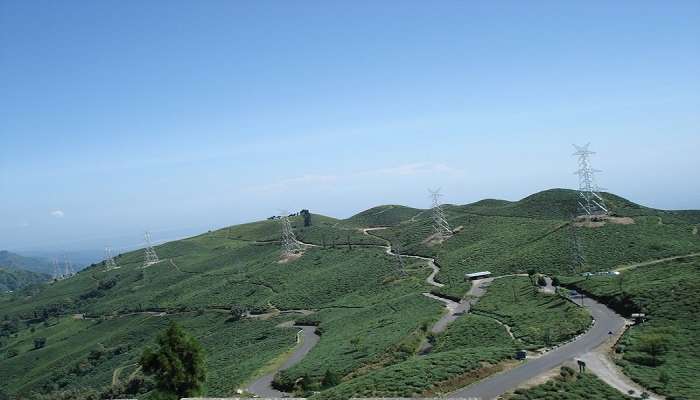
[{"x1": 613, "y1": 252, "x2": 700, "y2": 272}]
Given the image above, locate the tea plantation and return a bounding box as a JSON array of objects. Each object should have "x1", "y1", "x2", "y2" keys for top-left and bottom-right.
[{"x1": 1, "y1": 189, "x2": 698, "y2": 399}]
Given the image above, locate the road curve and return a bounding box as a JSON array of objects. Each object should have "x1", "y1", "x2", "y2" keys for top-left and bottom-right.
[
  {"x1": 447, "y1": 294, "x2": 627, "y2": 400},
  {"x1": 246, "y1": 325, "x2": 320, "y2": 397}
]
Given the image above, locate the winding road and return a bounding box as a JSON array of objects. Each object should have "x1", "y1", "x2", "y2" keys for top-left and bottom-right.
[
  {"x1": 246, "y1": 325, "x2": 320, "y2": 397},
  {"x1": 447, "y1": 293, "x2": 628, "y2": 399},
  {"x1": 245, "y1": 226, "x2": 654, "y2": 399}
]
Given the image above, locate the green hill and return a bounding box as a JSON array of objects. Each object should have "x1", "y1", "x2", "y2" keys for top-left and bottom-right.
[
  {"x1": 0, "y1": 251, "x2": 53, "y2": 275},
  {"x1": 0, "y1": 267, "x2": 49, "y2": 292},
  {"x1": 1, "y1": 189, "x2": 698, "y2": 400}
]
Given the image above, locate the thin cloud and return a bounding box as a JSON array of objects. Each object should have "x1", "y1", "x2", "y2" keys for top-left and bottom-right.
[
  {"x1": 246, "y1": 174, "x2": 338, "y2": 193},
  {"x1": 246, "y1": 162, "x2": 462, "y2": 194},
  {"x1": 50, "y1": 210, "x2": 65, "y2": 218}
]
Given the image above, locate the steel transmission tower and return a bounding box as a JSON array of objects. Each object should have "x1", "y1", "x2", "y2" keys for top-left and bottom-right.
[
  {"x1": 392, "y1": 241, "x2": 407, "y2": 277},
  {"x1": 279, "y1": 213, "x2": 303, "y2": 257},
  {"x1": 63, "y1": 256, "x2": 74, "y2": 278},
  {"x1": 429, "y1": 188, "x2": 452, "y2": 240},
  {"x1": 52, "y1": 259, "x2": 61, "y2": 280},
  {"x1": 143, "y1": 232, "x2": 160, "y2": 267},
  {"x1": 105, "y1": 247, "x2": 117, "y2": 269},
  {"x1": 573, "y1": 144, "x2": 608, "y2": 216}
]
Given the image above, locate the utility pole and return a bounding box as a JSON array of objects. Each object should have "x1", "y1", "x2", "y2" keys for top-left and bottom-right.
[
  {"x1": 279, "y1": 212, "x2": 302, "y2": 257},
  {"x1": 143, "y1": 231, "x2": 159, "y2": 267},
  {"x1": 573, "y1": 143, "x2": 608, "y2": 216},
  {"x1": 428, "y1": 188, "x2": 452, "y2": 240},
  {"x1": 105, "y1": 247, "x2": 117, "y2": 270}
]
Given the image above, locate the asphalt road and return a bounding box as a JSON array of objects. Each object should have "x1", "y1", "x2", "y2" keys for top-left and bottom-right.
[
  {"x1": 447, "y1": 294, "x2": 627, "y2": 400},
  {"x1": 246, "y1": 325, "x2": 320, "y2": 397}
]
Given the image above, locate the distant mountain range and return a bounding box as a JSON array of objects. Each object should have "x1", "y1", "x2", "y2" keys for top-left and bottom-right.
[
  {"x1": 0, "y1": 267, "x2": 49, "y2": 292},
  {"x1": 0, "y1": 250, "x2": 54, "y2": 274}
]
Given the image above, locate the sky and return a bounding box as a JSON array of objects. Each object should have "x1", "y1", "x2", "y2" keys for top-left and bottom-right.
[{"x1": 1, "y1": 1, "x2": 699, "y2": 254}]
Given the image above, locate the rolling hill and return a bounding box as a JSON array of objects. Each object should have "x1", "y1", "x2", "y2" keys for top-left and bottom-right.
[
  {"x1": 0, "y1": 251, "x2": 53, "y2": 275},
  {"x1": 0, "y1": 267, "x2": 49, "y2": 293},
  {"x1": 1, "y1": 189, "x2": 698, "y2": 400}
]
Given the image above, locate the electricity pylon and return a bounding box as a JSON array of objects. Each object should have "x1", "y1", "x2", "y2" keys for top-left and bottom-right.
[
  {"x1": 62, "y1": 256, "x2": 74, "y2": 278},
  {"x1": 429, "y1": 188, "x2": 452, "y2": 240},
  {"x1": 105, "y1": 247, "x2": 117, "y2": 269},
  {"x1": 279, "y1": 212, "x2": 302, "y2": 257},
  {"x1": 392, "y1": 241, "x2": 407, "y2": 277},
  {"x1": 573, "y1": 144, "x2": 608, "y2": 216},
  {"x1": 52, "y1": 259, "x2": 61, "y2": 280},
  {"x1": 143, "y1": 231, "x2": 159, "y2": 267}
]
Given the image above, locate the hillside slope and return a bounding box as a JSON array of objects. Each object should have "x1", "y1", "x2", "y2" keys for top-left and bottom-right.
[
  {"x1": 0, "y1": 267, "x2": 49, "y2": 292},
  {"x1": 0, "y1": 251, "x2": 53, "y2": 275},
  {"x1": 1, "y1": 189, "x2": 698, "y2": 399}
]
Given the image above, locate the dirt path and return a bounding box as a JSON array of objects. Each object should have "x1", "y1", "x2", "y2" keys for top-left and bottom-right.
[
  {"x1": 362, "y1": 227, "x2": 444, "y2": 287},
  {"x1": 580, "y1": 351, "x2": 664, "y2": 400},
  {"x1": 613, "y1": 252, "x2": 700, "y2": 272}
]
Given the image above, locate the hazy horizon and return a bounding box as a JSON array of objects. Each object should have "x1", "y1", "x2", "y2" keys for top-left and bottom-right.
[{"x1": 2, "y1": 1, "x2": 699, "y2": 253}]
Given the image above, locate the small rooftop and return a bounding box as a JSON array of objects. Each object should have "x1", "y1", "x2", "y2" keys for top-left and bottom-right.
[{"x1": 465, "y1": 271, "x2": 492, "y2": 278}]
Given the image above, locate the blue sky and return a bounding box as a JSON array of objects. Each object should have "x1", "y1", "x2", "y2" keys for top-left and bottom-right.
[{"x1": 1, "y1": 1, "x2": 699, "y2": 253}]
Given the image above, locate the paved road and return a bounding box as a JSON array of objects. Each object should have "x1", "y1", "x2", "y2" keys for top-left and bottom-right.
[
  {"x1": 447, "y1": 294, "x2": 627, "y2": 400},
  {"x1": 246, "y1": 325, "x2": 320, "y2": 397}
]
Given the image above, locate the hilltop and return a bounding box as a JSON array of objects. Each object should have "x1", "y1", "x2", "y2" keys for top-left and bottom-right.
[{"x1": 1, "y1": 188, "x2": 699, "y2": 400}]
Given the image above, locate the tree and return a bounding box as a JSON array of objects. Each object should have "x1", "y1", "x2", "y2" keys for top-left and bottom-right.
[
  {"x1": 33, "y1": 337, "x2": 47, "y2": 349},
  {"x1": 229, "y1": 305, "x2": 246, "y2": 321},
  {"x1": 140, "y1": 322, "x2": 206, "y2": 399},
  {"x1": 638, "y1": 333, "x2": 668, "y2": 366},
  {"x1": 527, "y1": 269, "x2": 536, "y2": 286},
  {"x1": 321, "y1": 369, "x2": 341, "y2": 388},
  {"x1": 300, "y1": 209, "x2": 312, "y2": 227}
]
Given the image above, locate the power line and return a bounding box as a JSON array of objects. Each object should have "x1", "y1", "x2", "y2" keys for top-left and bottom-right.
[
  {"x1": 279, "y1": 212, "x2": 303, "y2": 257},
  {"x1": 104, "y1": 247, "x2": 117, "y2": 270},
  {"x1": 573, "y1": 143, "x2": 609, "y2": 216},
  {"x1": 143, "y1": 231, "x2": 160, "y2": 267},
  {"x1": 429, "y1": 188, "x2": 452, "y2": 240}
]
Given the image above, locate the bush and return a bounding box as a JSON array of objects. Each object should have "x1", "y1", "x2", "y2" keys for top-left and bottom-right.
[{"x1": 34, "y1": 337, "x2": 47, "y2": 349}]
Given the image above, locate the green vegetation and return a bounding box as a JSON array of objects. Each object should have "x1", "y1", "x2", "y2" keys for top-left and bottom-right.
[
  {"x1": 141, "y1": 322, "x2": 206, "y2": 399},
  {"x1": 0, "y1": 267, "x2": 49, "y2": 292},
  {"x1": 472, "y1": 277, "x2": 591, "y2": 347},
  {"x1": 1, "y1": 189, "x2": 697, "y2": 399},
  {"x1": 311, "y1": 313, "x2": 516, "y2": 399},
  {"x1": 508, "y1": 366, "x2": 632, "y2": 400},
  {"x1": 0, "y1": 251, "x2": 53, "y2": 275},
  {"x1": 561, "y1": 257, "x2": 700, "y2": 399},
  {"x1": 372, "y1": 189, "x2": 700, "y2": 299}
]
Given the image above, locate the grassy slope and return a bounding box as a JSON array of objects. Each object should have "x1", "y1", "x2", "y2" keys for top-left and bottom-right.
[
  {"x1": 508, "y1": 367, "x2": 632, "y2": 400},
  {"x1": 312, "y1": 314, "x2": 516, "y2": 399},
  {"x1": 0, "y1": 215, "x2": 440, "y2": 398},
  {"x1": 472, "y1": 277, "x2": 591, "y2": 347},
  {"x1": 560, "y1": 257, "x2": 700, "y2": 399},
  {"x1": 0, "y1": 267, "x2": 49, "y2": 292},
  {"x1": 1, "y1": 189, "x2": 697, "y2": 399},
  {"x1": 372, "y1": 189, "x2": 700, "y2": 299}
]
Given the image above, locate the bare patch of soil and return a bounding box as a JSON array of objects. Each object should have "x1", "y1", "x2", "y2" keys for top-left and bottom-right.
[
  {"x1": 278, "y1": 252, "x2": 303, "y2": 264},
  {"x1": 574, "y1": 215, "x2": 634, "y2": 228}
]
